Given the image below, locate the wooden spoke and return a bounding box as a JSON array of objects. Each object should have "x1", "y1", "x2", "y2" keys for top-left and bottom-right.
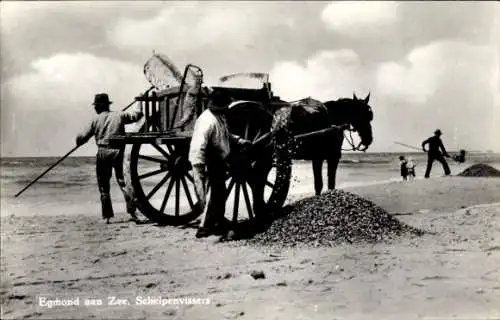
[
  {"x1": 165, "y1": 144, "x2": 175, "y2": 154},
  {"x1": 242, "y1": 183, "x2": 254, "y2": 219},
  {"x1": 226, "y1": 179, "x2": 235, "y2": 198},
  {"x1": 180, "y1": 176, "x2": 194, "y2": 208},
  {"x1": 129, "y1": 141, "x2": 205, "y2": 225},
  {"x1": 175, "y1": 178, "x2": 180, "y2": 216},
  {"x1": 232, "y1": 183, "x2": 241, "y2": 222},
  {"x1": 185, "y1": 172, "x2": 194, "y2": 183},
  {"x1": 253, "y1": 128, "x2": 262, "y2": 142},
  {"x1": 139, "y1": 168, "x2": 167, "y2": 180},
  {"x1": 244, "y1": 123, "x2": 250, "y2": 140},
  {"x1": 138, "y1": 154, "x2": 168, "y2": 164},
  {"x1": 160, "y1": 177, "x2": 176, "y2": 213},
  {"x1": 151, "y1": 143, "x2": 171, "y2": 159},
  {"x1": 146, "y1": 172, "x2": 171, "y2": 200}
]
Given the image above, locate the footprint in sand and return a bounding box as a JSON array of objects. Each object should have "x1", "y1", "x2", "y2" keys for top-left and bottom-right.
[
  {"x1": 8, "y1": 294, "x2": 27, "y2": 300},
  {"x1": 421, "y1": 275, "x2": 449, "y2": 281},
  {"x1": 163, "y1": 309, "x2": 177, "y2": 316},
  {"x1": 145, "y1": 282, "x2": 157, "y2": 289},
  {"x1": 484, "y1": 245, "x2": 500, "y2": 252}
]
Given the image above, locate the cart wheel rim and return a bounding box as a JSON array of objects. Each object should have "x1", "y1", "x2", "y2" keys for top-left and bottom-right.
[
  {"x1": 225, "y1": 101, "x2": 291, "y2": 223},
  {"x1": 127, "y1": 141, "x2": 202, "y2": 225}
]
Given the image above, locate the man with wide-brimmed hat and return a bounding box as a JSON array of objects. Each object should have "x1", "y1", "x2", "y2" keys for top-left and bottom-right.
[
  {"x1": 189, "y1": 89, "x2": 251, "y2": 238},
  {"x1": 421, "y1": 129, "x2": 451, "y2": 178},
  {"x1": 76, "y1": 93, "x2": 143, "y2": 223}
]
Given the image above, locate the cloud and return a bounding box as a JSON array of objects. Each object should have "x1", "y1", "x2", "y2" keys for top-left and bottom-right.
[
  {"x1": 270, "y1": 49, "x2": 372, "y2": 101},
  {"x1": 321, "y1": 1, "x2": 399, "y2": 36},
  {"x1": 377, "y1": 40, "x2": 496, "y2": 104},
  {"x1": 2, "y1": 2, "x2": 498, "y2": 155},
  {"x1": 108, "y1": 2, "x2": 280, "y2": 64},
  {"x1": 375, "y1": 40, "x2": 497, "y2": 151},
  {"x1": 6, "y1": 53, "x2": 147, "y2": 108},
  {"x1": 269, "y1": 49, "x2": 418, "y2": 154},
  {"x1": 268, "y1": 49, "x2": 376, "y2": 152},
  {"x1": 1, "y1": 53, "x2": 149, "y2": 156},
  {"x1": 268, "y1": 39, "x2": 498, "y2": 152}
]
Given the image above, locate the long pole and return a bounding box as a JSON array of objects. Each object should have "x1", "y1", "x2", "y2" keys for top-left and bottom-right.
[
  {"x1": 394, "y1": 141, "x2": 421, "y2": 151},
  {"x1": 14, "y1": 145, "x2": 80, "y2": 197},
  {"x1": 14, "y1": 86, "x2": 154, "y2": 198},
  {"x1": 250, "y1": 124, "x2": 348, "y2": 150}
]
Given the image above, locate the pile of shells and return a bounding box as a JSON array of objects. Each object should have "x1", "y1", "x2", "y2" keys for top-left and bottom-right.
[
  {"x1": 251, "y1": 190, "x2": 423, "y2": 248},
  {"x1": 457, "y1": 163, "x2": 500, "y2": 177},
  {"x1": 258, "y1": 104, "x2": 422, "y2": 247}
]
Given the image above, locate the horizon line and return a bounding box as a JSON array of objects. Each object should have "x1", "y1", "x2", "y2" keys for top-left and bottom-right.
[{"x1": 0, "y1": 150, "x2": 494, "y2": 159}]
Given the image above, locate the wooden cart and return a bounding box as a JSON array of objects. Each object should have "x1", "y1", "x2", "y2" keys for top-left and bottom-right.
[{"x1": 109, "y1": 65, "x2": 292, "y2": 225}]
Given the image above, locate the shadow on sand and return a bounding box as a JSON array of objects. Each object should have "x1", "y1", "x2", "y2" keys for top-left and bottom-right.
[
  {"x1": 221, "y1": 207, "x2": 293, "y2": 241},
  {"x1": 145, "y1": 207, "x2": 292, "y2": 241}
]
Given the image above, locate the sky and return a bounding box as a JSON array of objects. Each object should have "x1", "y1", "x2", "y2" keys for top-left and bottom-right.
[{"x1": 1, "y1": 1, "x2": 499, "y2": 157}]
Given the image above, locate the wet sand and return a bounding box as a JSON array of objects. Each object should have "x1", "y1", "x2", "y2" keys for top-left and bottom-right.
[{"x1": 1, "y1": 176, "x2": 500, "y2": 319}]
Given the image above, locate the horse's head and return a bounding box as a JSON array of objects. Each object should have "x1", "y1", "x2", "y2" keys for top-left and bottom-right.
[{"x1": 348, "y1": 92, "x2": 373, "y2": 151}]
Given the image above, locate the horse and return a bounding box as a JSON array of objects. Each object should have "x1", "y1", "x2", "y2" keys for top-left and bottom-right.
[{"x1": 275, "y1": 93, "x2": 374, "y2": 195}]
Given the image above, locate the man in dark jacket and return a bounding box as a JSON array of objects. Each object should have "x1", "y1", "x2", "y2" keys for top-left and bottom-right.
[
  {"x1": 76, "y1": 93, "x2": 143, "y2": 223},
  {"x1": 421, "y1": 129, "x2": 451, "y2": 178}
]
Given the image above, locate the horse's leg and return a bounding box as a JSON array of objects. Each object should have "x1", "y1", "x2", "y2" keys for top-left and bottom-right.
[
  {"x1": 312, "y1": 159, "x2": 323, "y2": 196},
  {"x1": 327, "y1": 155, "x2": 340, "y2": 190}
]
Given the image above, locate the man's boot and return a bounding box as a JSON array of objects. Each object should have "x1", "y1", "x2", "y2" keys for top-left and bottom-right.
[{"x1": 196, "y1": 227, "x2": 213, "y2": 238}]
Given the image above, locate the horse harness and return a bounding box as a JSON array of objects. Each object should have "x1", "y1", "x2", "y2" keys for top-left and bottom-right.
[
  {"x1": 342, "y1": 124, "x2": 361, "y2": 151},
  {"x1": 340, "y1": 105, "x2": 372, "y2": 151}
]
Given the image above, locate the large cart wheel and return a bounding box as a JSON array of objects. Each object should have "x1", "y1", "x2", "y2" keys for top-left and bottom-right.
[
  {"x1": 127, "y1": 140, "x2": 201, "y2": 225},
  {"x1": 225, "y1": 101, "x2": 291, "y2": 222}
]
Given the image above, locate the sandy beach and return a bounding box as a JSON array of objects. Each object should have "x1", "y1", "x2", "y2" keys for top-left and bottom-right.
[
  {"x1": 2, "y1": 1, "x2": 499, "y2": 318},
  {"x1": 1, "y1": 175, "x2": 500, "y2": 320}
]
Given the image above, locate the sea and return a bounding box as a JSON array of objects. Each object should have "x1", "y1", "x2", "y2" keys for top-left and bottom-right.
[{"x1": 2, "y1": 152, "x2": 500, "y2": 218}]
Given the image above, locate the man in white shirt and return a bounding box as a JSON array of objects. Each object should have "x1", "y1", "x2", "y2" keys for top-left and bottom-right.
[{"x1": 189, "y1": 90, "x2": 250, "y2": 238}]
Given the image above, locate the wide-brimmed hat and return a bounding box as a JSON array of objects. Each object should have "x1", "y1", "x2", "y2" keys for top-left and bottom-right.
[
  {"x1": 92, "y1": 93, "x2": 113, "y2": 105},
  {"x1": 208, "y1": 89, "x2": 232, "y2": 111}
]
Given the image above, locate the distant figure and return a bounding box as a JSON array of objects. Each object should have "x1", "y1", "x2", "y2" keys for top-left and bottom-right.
[
  {"x1": 76, "y1": 93, "x2": 143, "y2": 224},
  {"x1": 399, "y1": 156, "x2": 408, "y2": 181},
  {"x1": 453, "y1": 149, "x2": 467, "y2": 163},
  {"x1": 406, "y1": 157, "x2": 417, "y2": 180},
  {"x1": 421, "y1": 129, "x2": 451, "y2": 178}
]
